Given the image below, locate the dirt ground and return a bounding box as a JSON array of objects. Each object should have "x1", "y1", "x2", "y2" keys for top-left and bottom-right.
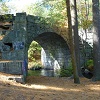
[{"x1": 0, "y1": 73, "x2": 100, "y2": 100}]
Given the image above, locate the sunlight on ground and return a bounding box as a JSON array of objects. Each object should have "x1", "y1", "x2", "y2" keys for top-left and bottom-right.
[
  {"x1": 14, "y1": 83, "x2": 83, "y2": 92},
  {"x1": 87, "y1": 84, "x2": 100, "y2": 91},
  {"x1": 29, "y1": 84, "x2": 64, "y2": 91},
  {"x1": 28, "y1": 84, "x2": 82, "y2": 92}
]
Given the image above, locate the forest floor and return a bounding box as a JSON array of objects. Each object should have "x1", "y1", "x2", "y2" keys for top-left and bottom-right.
[{"x1": 0, "y1": 72, "x2": 100, "y2": 100}]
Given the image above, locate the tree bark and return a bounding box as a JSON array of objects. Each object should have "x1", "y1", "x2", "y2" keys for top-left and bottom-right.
[
  {"x1": 66, "y1": 0, "x2": 80, "y2": 84},
  {"x1": 92, "y1": 0, "x2": 100, "y2": 81},
  {"x1": 71, "y1": 0, "x2": 82, "y2": 76}
]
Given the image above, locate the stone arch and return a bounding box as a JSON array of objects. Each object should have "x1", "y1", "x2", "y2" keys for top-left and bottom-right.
[
  {"x1": 26, "y1": 14, "x2": 70, "y2": 76},
  {"x1": 27, "y1": 31, "x2": 70, "y2": 76}
]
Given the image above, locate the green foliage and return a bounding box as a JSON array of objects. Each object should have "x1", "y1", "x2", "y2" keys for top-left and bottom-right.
[
  {"x1": 0, "y1": 14, "x2": 13, "y2": 22},
  {"x1": 44, "y1": 0, "x2": 67, "y2": 26},
  {"x1": 26, "y1": 0, "x2": 93, "y2": 30},
  {"x1": 60, "y1": 59, "x2": 73, "y2": 77},
  {"x1": 86, "y1": 59, "x2": 93, "y2": 67},
  {"x1": 28, "y1": 41, "x2": 42, "y2": 62},
  {"x1": 26, "y1": 0, "x2": 67, "y2": 28},
  {"x1": 27, "y1": 2, "x2": 48, "y2": 17},
  {"x1": 77, "y1": 0, "x2": 93, "y2": 29},
  {"x1": 28, "y1": 70, "x2": 41, "y2": 76},
  {"x1": 79, "y1": 20, "x2": 92, "y2": 29},
  {"x1": 28, "y1": 60, "x2": 43, "y2": 69},
  {"x1": 0, "y1": 2, "x2": 10, "y2": 14},
  {"x1": 85, "y1": 59, "x2": 93, "y2": 71},
  {"x1": 33, "y1": 63, "x2": 43, "y2": 68},
  {"x1": 60, "y1": 66, "x2": 73, "y2": 77}
]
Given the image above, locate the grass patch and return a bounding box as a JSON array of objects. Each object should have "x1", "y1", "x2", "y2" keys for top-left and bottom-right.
[{"x1": 28, "y1": 70, "x2": 41, "y2": 76}]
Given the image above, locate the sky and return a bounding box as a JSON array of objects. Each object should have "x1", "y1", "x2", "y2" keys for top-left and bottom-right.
[{"x1": 6, "y1": 0, "x2": 42, "y2": 14}]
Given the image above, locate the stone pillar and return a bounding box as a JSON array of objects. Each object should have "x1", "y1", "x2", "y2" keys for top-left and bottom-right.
[{"x1": 14, "y1": 13, "x2": 28, "y2": 80}]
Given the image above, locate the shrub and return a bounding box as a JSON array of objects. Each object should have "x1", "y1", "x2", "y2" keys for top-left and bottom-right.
[
  {"x1": 85, "y1": 59, "x2": 93, "y2": 71},
  {"x1": 28, "y1": 62, "x2": 43, "y2": 70},
  {"x1": 59, "y1": 59, "x2": 73, "y2": 77},
  {"x1": 60, "y1": 66, "x2": 73, "y2": 77}
]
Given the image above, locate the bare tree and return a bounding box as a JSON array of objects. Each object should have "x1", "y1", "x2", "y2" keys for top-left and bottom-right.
[
  {"x1": 71, "y1": 0, "x2": 82, "y2": 76},
  {"x1": 66, "y1": 0, "x2": 80, "y2": 83}
]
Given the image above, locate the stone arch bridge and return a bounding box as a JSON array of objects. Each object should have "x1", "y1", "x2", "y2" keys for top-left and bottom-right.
[{"x1": 0, "y1": 13, "x2": 70, "y2": 78}]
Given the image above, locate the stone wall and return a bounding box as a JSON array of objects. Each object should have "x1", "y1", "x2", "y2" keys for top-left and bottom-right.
[
  {"x1": 0, "y1": 13, "x2": 27, "y2": 60},
  {"x1": 0, "y1": 13, "x2": 27, "y2": 76},
  {"x1": 0, "y1": 61, "x2": 22, "y2": 74}
]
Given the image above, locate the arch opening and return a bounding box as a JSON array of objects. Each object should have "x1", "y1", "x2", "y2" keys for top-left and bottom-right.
[
  {"x1": 28, "y1": 41, "x2": 42, "y2": 70},
  {"x1": 28, "y1": 32, "x2": 70, "y2": 77}
]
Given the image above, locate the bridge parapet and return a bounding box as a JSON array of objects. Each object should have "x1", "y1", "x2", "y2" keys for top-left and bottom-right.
[{"x1": 0, "y1": 60, "x2": 23, "y2": 74}]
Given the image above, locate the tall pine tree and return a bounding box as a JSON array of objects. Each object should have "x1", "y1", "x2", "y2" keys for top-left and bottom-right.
[{"x1": 92, "y1": 0, "x2": 100, "y2": 81}]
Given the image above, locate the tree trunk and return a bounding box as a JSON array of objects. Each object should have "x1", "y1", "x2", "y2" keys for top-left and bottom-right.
[
  {"x1": 71, "y1": 0, "x2": 82, "y2": 76},
  {"x1": 66, "y1": 0, "x2": 80, "y2": 84},
  {"x1": 92, "y1": 0, "x2": 100, "y2": 81}
]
